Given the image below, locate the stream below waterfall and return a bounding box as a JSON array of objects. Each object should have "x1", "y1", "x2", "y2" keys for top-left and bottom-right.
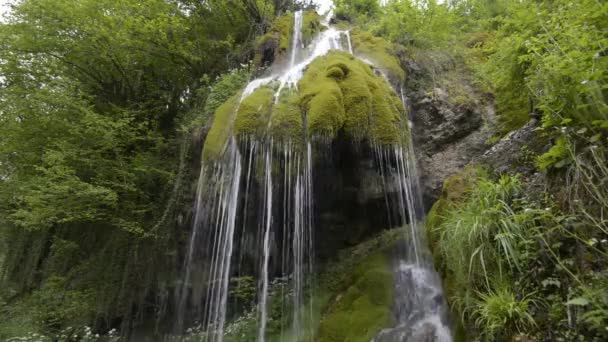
[{"x1": 174, "y1": 3, "x2": 452, "y2": 341}]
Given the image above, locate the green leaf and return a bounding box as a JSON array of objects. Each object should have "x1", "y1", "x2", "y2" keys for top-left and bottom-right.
[
  {"x1": 590, "y1": 134, "x2": 602, "y2": 143},
  {"x1": 566, "y1": 297, "x2": 590, "y2": 306}
]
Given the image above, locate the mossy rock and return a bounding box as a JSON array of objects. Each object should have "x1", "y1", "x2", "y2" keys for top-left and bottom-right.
[
  {"x1": 206, "y1": 53, "x2": 406, "y2": 147},
  {"x1": 202, "y1": 95, "x2": 240, "y2": 161},
  {"x1": 350, "y1": 28, "x2": 405, "y2": 83},
  {"x1": 233, "y1": 87, "x2": 275, "y2": 137},
  {"x1": 302, "y1": 10, "x2": 323, "y2": 46},
  {"x1": 270, "y1": 91, "x2": 304, "y2": 142},
  {"x1": 299, "y1": 51, "x2": 405, "y2": 143},
  {"x1": 255, "y1": 13, "x2": 294, "y2": 66},
  {"x1": 316, "y1": 252, "x2": 394, "y2": 342}
]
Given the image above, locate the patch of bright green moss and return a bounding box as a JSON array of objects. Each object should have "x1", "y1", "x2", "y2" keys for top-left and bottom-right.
[
  {"x1": 202, "y1": 95, "x2": 239, "y2": 161},
  {"x1": 233, "y1": 87, "x2": 275, "y2": 137},
  {"x1": 270, "y1": 91, "x2": 304, "y2": 142},
  {"x1": 302, "y1": 10, "x2": 322, "y2": 46},
  {"x1": 299, "y1": 54, "x2": 346, "y2": 139},
  {"x1": 350, "y1": 28, "x2": 405, "y2": 83},
  {"x1": 316, "y1": 252, "x2": 394, "y2": 342},
  {"x1": 299, "y1": 51, "x2": 405, "y2": 143}
]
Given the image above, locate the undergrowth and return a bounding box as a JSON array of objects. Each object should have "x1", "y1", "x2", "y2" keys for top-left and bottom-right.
[{"x1": 429, "y1": 166, "x2": 608, "y2": 340}]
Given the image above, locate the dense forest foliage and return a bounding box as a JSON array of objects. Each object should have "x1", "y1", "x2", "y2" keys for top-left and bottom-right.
[
  {"x1": 0, "y1": 0, "x2": 307, "y2": 338},
  {"x1": 0, "y1": 0, "x2": 607, "y2": 340}
]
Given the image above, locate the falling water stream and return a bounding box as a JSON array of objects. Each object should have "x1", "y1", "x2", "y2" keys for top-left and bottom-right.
[{"x1": 176, "y1": 2, "x2": 452, "y2": 341}]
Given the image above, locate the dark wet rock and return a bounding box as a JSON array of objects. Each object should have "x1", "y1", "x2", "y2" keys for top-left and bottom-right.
[
  {"x1": 477, "y1": 119, "x2": 548, "y2": 176},
  {"x1": 406, "y1": 86, "x2": 494, "y2": 211}
]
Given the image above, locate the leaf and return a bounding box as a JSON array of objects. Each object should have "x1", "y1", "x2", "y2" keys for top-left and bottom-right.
[
  {"x1": 590, "y1": 134, "x2": 602, "y2": 143},
  {"x1": 541, "y1": 278, "x2": 561, "y2": 288},
  {"x1": 561, "y1": 118, "x2": 572, "y2": 125},
  {"x1": 566, "y1": 297, "x2": 589, "y2": 306}
]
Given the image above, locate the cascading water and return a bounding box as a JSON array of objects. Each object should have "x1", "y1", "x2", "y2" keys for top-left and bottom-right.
[{"x1": 176, "y1": 2, "x2": 452, "y2": 341}]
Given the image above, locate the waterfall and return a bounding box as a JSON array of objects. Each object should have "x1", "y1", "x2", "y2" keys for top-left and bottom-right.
[
  {"x1": 290, "y1": 11, "x2": 303, "y2": 68},
  {"x1": 176, "y1": 3, "x2": 451, "y2": 341},
  {"x1": 370, "y1": 100, "x2": 452, "y2": 341},
  {"x1": 258, "y1": 141, "x2": 274, "y2": 342}
]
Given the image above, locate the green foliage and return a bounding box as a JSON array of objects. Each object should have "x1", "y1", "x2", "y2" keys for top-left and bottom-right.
[
  {"x1": 3, "y1": 326, "x2": 121, "y2": 342},
  {"x1": 436, "y1": 175, "x2": 526, "y2": 291},
  {"x1": 197, "y1": 70, "x2": 251, "y2": 129},
  {"x1": 372, "y1": 0, "x2": 462, "y2": 49},
  {"x1": 334, "y1": 0, "x2": 380, "y2": 22},
  {"x1": 472, "y1": 287, "x2": 537, "y2": 339},
  {"x1": 537, "y1": 136, "x2": 572, "y2": 170},
  {"x1": 0, "y1": 0, "x2": 297, "y2": 337},
  {"x1": 430, "y1": 172, "x2": 543, "y2": 338}
]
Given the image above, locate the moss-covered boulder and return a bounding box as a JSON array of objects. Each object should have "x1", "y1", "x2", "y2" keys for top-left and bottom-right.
[
  {"x1": 302, "y1": 10, "x2": 323, "y2": 46},
  {"x1": 350, "y1": 28, "x2": 405, "y2": 83},
  {"x1": 202, "y1": 95, "x2": 240, "y2": 161},
  {"x1": 203, "y1": 52, "x2": 407, "y2": 156},
  {"x1": 270, "y1": 90, "x2": 304, "y2": 142},
  {"x1": 233, "y1": 87, "x2": 275, "y2": 136},
  {"x1": 316, "y1": 234, "x2": 402, "y2": 342},
  {"x1": 299, "y1": 51, "x2": 405, "y2": 143}
]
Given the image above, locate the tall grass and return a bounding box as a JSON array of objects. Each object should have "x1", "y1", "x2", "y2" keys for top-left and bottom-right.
[
  {"x1": 436, "y1": 175, "x2": 527, "y2": 292},
  {"x1": 433, "y1": 174, "x2": 544, "y2": 338}
]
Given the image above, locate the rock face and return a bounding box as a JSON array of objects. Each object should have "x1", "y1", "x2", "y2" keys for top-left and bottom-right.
[
  {"x1": 403, "y1": 61, "x2": 496, "y2": 210},
  {"x1": 478, "y1": 119, "x2": 547, "y2": 175}
]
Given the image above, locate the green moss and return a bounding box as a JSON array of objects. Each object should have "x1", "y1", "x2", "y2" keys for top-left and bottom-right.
[
  {"x1": 205, "y1": 53, "x2": 405, "y2": 145},
  {"x1": 202, "y1": 95, "x2": 239, "y2": 161},
  {"x1": 299, "y1": 51, "x2": 405, "y2": 144},
  {"x1": 255, "y1": 13, "x2": 294, "y2": 65},
  {"x1": 350, "y1": 28, "x2": 405, "y2": 82},
  {"x1": 274, "y1": 13, "x2": 294, "y2": 51},
  {"x1": 302, "y1": 10, "x2": 322, "y2": 46},
  {"x1": 270, "y1": 91, "x2": 304, "y2": 142},
  {"x1": 233, "y1": 87, "x2": 275, "y2": 137},
  {"x1": 299, "y1": 55, "x2": 346, "y2": 139},
  {"x1": 316, "y1": 252, "x2": 393, "y2": 342}
]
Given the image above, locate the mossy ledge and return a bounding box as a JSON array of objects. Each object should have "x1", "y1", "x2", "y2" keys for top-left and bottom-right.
[
  {"x1": 302, "y1": 10, "x2": 323, "y2": 46},
  {"x1": 300, "y1": 51, "x2": 406, "y2": 143},
  {"x1": 202, "y1": 51, "x2": 407, "y2": 156},
  {"x1": 201, "y1": 95, "x2": 240, "y2": 161},
  {"x1": 350, "y1": 28, "x2": 405, "y2": 84}
]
